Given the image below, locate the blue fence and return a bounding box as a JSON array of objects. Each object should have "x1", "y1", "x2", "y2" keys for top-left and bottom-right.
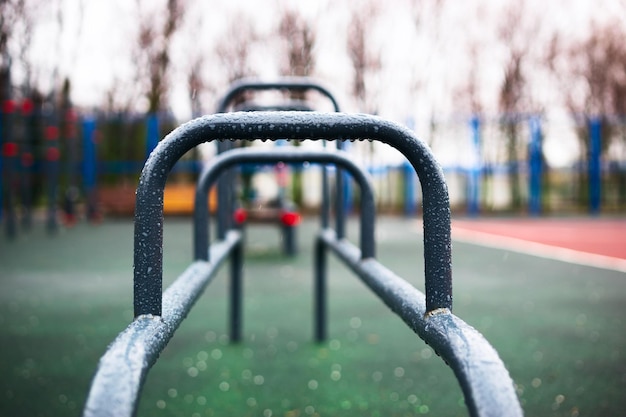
[{"x1": 2, "y1": 107, "x2": 625, "y2": 229}]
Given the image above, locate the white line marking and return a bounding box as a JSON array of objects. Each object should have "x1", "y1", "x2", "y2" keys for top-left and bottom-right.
[{"x1": 452, "y1": 227, "x2": 626, "y2": 273}]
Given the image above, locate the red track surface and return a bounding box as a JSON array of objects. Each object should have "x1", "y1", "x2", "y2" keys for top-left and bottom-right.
[{"x1": 452, "y1": 218, "x2": 626, "y2": 260}]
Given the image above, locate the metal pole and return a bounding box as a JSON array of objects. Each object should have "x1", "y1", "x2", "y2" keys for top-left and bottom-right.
[
  {"x1": 335, "y1": 140, "x2": 345, "y2": 239},
  {"x1": 528, "y1": 116, "x2": 543, "y2": 216},
  {"x1": 314, "y1": 236, "x2": 327, "y2": 342},
  {"x1": 82, "y1": 117, "x2": 98, "y2": 221},
  {"x1": 2, "y1": 99, "x2": 17, "y2": 238},
  {"x1": 589, "y1": 117, "x2": 602, "y2": 215},
  {"x1": 229, "y1": 237, "x2": 243, "y2": 343},
  {"x1": 19, "y1": 99, "x2": 35, "y2": 230},
  {"x1": 404, "y1": 160, "x2": 417, "y2": 216},
  {"x1": 44, "y1": 113, "x2": 60, "y2": 234},
  {"x1": 468, "y1": 116, "x2": 481, "y2": 216},
  {"x1": 145, "y1": 113, "x2": 159, "y2": 159}
]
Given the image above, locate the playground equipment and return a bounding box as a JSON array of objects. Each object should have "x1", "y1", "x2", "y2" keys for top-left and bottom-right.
[
  {"x1": 213, "y1": 77, "x2": 343, "y2": 254},
  {"x1": 193, "y1": 146, "x2": 376, "y2": 342},
  {"x1": 82, "y1": 111, "x2": 522, "y2": 417}
]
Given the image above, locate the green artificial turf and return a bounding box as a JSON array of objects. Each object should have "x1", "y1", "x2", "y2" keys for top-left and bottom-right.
[{"x1": 1, "y1": 217, "x2": 624, "y2": 417}]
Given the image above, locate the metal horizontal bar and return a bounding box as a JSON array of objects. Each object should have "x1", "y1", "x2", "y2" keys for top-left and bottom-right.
[
  {"x1": 83, "y1": 231, "x2": 241, "y2": 417},
  {"x1": 194, "y1": 147, "x2": 376, "y2": 261},
  {"x1": 134, "y1": 111, "x2": 451, "y2": 318},
  {"x1": 317, "y1": 229, "x2": 522, "y2": 417},
  {"x1": 216, "y1": 77, "x2": 340, "y2": 112}
]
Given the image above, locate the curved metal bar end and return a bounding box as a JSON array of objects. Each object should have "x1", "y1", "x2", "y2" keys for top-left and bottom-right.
[{"x1": 424, "y1": 311, "x2": 523, "y2": 417}]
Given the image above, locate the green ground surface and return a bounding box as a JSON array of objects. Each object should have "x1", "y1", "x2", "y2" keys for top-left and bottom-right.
[{"x1": 0, "y1": 216, "x2": 624, "y2": 417}]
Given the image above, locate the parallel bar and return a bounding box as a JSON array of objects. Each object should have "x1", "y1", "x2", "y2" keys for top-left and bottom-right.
[
  {"x1": 194, "y1": 148, "x2": 376, "y2": 343},
  {"x1": 194, "y1": 147, "x2": 376, "y2": 262},
  {"x1": 84, "y1": 231, "x2": 242, "y2": 417},
  {"x1": 216, "y1": 77, "x2": 341, "y2": 113},
  {"x1": 134, "y1": 112, "x2": 451, "y2": 317},
  {"x1": 214, "y1": 77, "x2": 341, "y2": 241},
  {"x1": 317, "y1": 230, "x2": 522, "y2": 417}
]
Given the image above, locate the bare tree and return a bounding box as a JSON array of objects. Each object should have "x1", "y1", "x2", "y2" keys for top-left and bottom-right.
[
  {"x1": 496, "y1": 0, "x2": 538, "y2": 209},
  {"x1": 555, "y1": 19, "x2": 626, "y2": 205},
  {"x1": 278, "y1": 8, "x2": 316, "y2": 100},
  {"x1": 0, "y1": 0, "x2": 45, "y2": 100},
  {"x1": 187, "y1": 55, "x2": 205, "y2": 118},
  {"x1": 275, "y1": 8, "x2": 317, "y2": 205},
  {"x1": 133, "y1": 0, "x2": 185, "y2": 113},
  {"x1": 409, "y1": 0, "x2": 446, "y2": 123},
  {"x1": 453, "y1": 44, "x2": 485, "y2": 116},
  {"x1": 214, "y1": 12, "x2": 258, "y2": 106},
  {"x1": 347, "y1": 2, "x2": 380, "y2": 113}
]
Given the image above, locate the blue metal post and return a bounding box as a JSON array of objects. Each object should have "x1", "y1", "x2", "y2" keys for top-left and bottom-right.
[
  {"x1": 82, "y1": 118, "x2": 96, "y2": 190},
  {"x1": 2, "y1": 100, "x2": 17, "y2": 238},
  {"x1": 82, "y1": 117, "x2": 98, "y2": 220},
  {"x1": 146, "y1": 113, "x2": 159, "y2": 159},
  {"x1": 403, "y1": 116, "x2": 417, "y2": 216},
  {"x1": 528, "y1": 116, "x2": 543, "y2": 215},
  {"x1": 589, "y1": 117, "x2": 602, "y2": 215},
  {"x1": 467, "y1": 116, "x2": 481, "y2": 216},
  {"x1": 404, "y1": 160, "x2": 417, "y2": 215},
  {"x1": 0, "y1": 104, "x2": 3, "y2": 222}
]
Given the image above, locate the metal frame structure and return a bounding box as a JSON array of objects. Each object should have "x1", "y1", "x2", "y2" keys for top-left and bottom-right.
[
  {"x1": 193, "y1": 147, "x2": 376, "y2": 343},
  {"x1": 214, "y1": 77, "x2": 344, "y2": 239},
  {"x1": 83, "y1": 111, "x2": 522, "y2": 417}
]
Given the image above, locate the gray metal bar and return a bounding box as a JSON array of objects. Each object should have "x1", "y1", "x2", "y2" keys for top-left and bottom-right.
[
  {"x1": 317, "y1": 229, "x2": 523, "y2": 417},
  {"x1": 215, "y1": 78, "x2": 338, "y2": 241},
  {"x1": 216, "y1": 77, "x2": 341, "y2": 113},
  {"x1": 215, "y1": 77, "x2": 340, "y2": 248},
  {"x1": 335, "y1": 140, "x2": 346, "y2": 239},
  {"x1": 216, "y1": 140, "x2": 233, "y2": 239},
  {"x1": 83, "y1": 231, "x2": 242, "y2": 417},
  {"x1": 194, "y1": 147, "x2": 376, "y2": 262},
  {"x1": 234, "y1": 100, "x2": 313, "y2": 112},
  {"x1": 321, "y1": 164, "x2": 329, "y2": 228},
  {"x1": 134, "y1": 112, "x2": 451, "y2": 317},
  {"x1": 229, "y1": 237, "x2": 244, "y2": 343},
  {"x1": 314, "y1": 236, "x2": 327, "y2": 342}
]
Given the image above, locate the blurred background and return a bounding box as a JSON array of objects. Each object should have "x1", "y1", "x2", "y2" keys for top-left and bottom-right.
[
  {"x1": 1, "y1": 0, "x2": 625, "y2": 228},
  {"x1": 2, "y1": 2, "x2": 626, "y2": 416}
]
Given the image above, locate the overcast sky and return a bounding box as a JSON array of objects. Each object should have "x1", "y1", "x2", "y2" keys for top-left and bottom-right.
[
  {"x1": 13, "y1": 0, "x2": 626, "y2": 167},
  {"x1": 20, "y1": 0, "x2": 621, "y2": 117}
]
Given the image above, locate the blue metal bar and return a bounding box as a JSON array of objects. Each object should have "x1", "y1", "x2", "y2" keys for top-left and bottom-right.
[
  {"x1": 45, "y1": 113, "x2": 60, "y2": 234},
  {"x1": 145, "y1": 113, "x2": 159, "y2": 159},
  {"x1": 82, "y1": 117, "x2": 97, "y2": 219},
  {"x1": 589, "y1": 117, "x2": 602, "y2": 214},
  {"x1": 528, "y1": 116, "x2": 542, "y2": 215},
  {"x1": 0, "y1": 105, "x2": 4, "y2": 221},
  {"x1": 404, "y1": 160, "x2": 417, "y2": 215},
  {"x1": 134, "y1": 112, "x2": 451, "y2": 318},
  {"x1": 467, "y1": 116, "x2": 481, "y2": 216},
  {"x1": 2, "y1": 102, "x2": 17, "y2": 238}
]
